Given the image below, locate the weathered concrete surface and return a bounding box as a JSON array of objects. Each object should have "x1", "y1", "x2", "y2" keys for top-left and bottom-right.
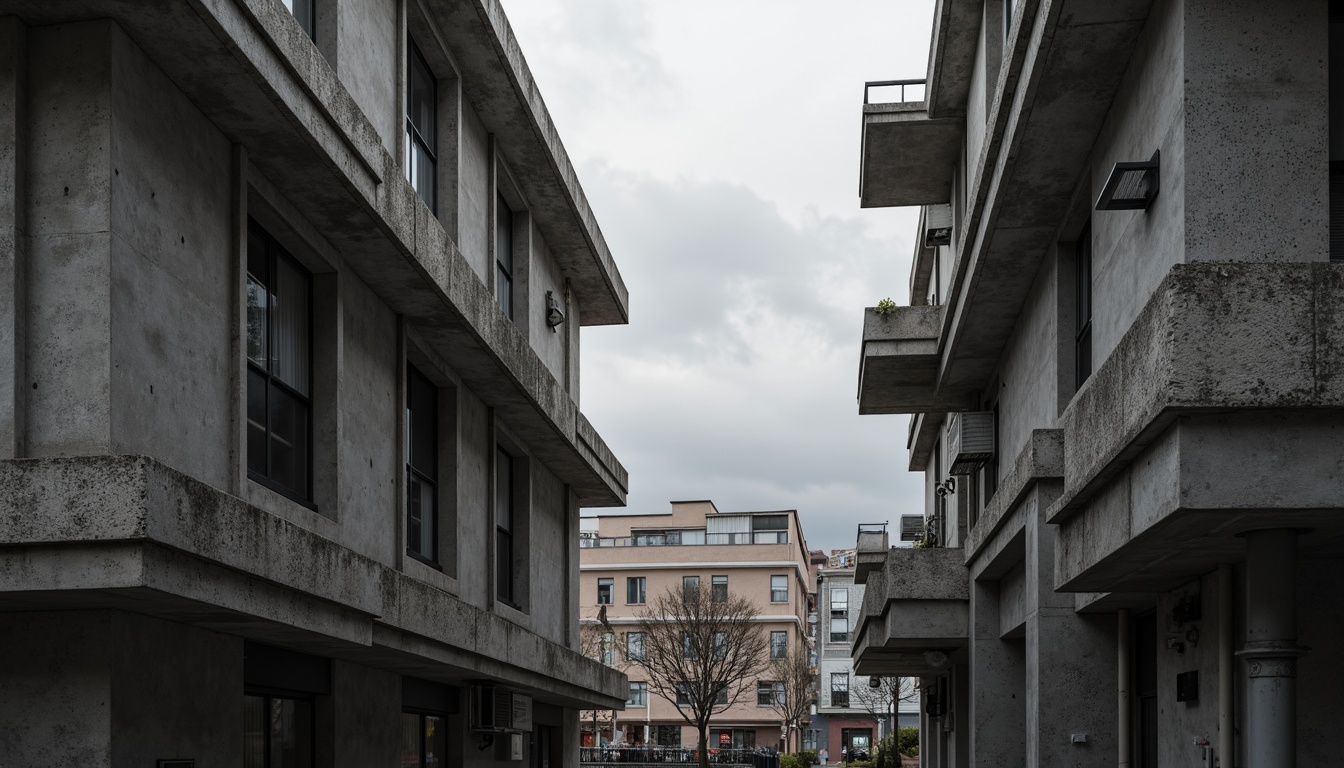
[
  {"x1": 925, "y1": 0, "x2": 982, "y2": 119},
  {"x1": 853, "y1": 547, "x2": 969, "y2": 676},
  {"x1": 859, "y1": 102, "x2": 964, "y2": 207},
  {"x1": 858, "y1": 305, "x2": 976, "y2": 414},
  {"x1": 0, "y1": 17, "x2": 24, "y2": 462},
  {"x1": 964, "y1": 429, "x2": 1062, "y2": 562},
  {"x1": 0, "y1": 455, "x2": 628, "y2": 709}
]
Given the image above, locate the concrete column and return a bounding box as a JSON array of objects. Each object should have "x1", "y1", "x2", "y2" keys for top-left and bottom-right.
[
  {"x1": 0, "y1": 17, "x2": 26, "y2": 460},
  {"x1": 1237, "y1": 529, "x2": 1305, "y2": 767},
  {"x1": 968, "y1": 580, "x2": 1024, "y2": 768}
]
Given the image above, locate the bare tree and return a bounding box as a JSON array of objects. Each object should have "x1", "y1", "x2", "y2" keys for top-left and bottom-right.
[
  {"x1": 578, "y1": 619, "x2": 617, "y2": 745},
  {"x1": 851, "y1": 676, "x2": 916, "y2": 740},
  {"x1": 765, "y1": 644, "x2": 816, "y2": 753},
  {"x1": 632, "y1": 584, "x2": 768, "y2": 768}
]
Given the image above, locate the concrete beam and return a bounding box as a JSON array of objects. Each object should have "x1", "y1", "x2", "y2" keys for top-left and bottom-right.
[{"x1": 859, "y1": 103, "x2": 963, "y2": 208}]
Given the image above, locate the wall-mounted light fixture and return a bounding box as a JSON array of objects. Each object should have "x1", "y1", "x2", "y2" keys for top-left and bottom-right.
[
  {"x1": 545, "y1": 290, "x2": 566, "y2": 330},
  {"x1": 1096, "y1": 149, "x2": 1160, "y2": 211}
]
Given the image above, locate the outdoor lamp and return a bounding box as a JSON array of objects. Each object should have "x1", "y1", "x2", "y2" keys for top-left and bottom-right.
[
  {"x1": 546, "y1": 290, "x2": 566, "y2": 329},
  {"x1": 1096, "y1": 149, "x2": 1160, "y2": 211}
]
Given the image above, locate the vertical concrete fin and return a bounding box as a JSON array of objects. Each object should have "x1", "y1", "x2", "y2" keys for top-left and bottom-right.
[{"x1": 0, "y1": 17, "x2": 27, "y2": 459}]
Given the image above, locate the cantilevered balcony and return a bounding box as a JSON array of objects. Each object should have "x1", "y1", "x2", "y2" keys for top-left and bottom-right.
[
  {"x1": 852, "y1": 547, "x2": 968, "y2": 678},
  {"x1": 858, "y1": 305, "x2": 958, "y2": 414},
  {"x1": 854, "y1": 522, "x2": 889, "y2": 584},
  {"x1": 859, "y1": 80, "x2": 964, "y2": 208}
]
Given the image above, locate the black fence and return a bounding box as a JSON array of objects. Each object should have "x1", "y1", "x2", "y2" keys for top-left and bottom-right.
[{"x1": 581, "y1": 746, "x2": 779, "y2": 768}]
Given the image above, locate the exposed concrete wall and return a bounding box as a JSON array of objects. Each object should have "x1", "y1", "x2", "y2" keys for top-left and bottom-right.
[
  {"x1": 336, "y1": 0, "x2": 399, "y2": 157},
  {"x1": 965, "y1": 17, "x2": 988, "y2": 182},
  {"x1": 106, "y1": 21, "x2": 234, "y2": 490},
  {"x1": 993, "y1": 249, "x2": 1059, "y2": 472},
  {"x1": 1151, "y1": 574, "x2": 1224, "y2": 768},
  {"x1": 968, "y1": 580, "x2": 1025, "y2": 768},
  {"x1": 1183, "y1": 0, "x2": 1328, "y2": 265},
  {"x1": 458, "y1": 385, "x2": 493, "y2": 610},
  {"x1": 529, "y1": 223, "x2": 569, "y2": 384},
  {"x1": 330, "y1": 660, "x2": 401, "y2": 766},
  {"x1": 1088, "y1": 0, "x2": 1186, "y2": 373},
  {"x1": 0, "y1": 611, "x2": 113, "y2": 763},
  {"x1": 24, "y1": 22, "x2": 115, "y2": 458},
  {"x1": 0, "y1": 17, "x2": 25, "y2": 461},
  {"x1": 110, "y1": 612, "x2": 240, "y2": 766},
  {"x1": 530, "y1": 458, "x2": 569, "y2": 645},
  {"x1": 459, "y1": 99, "x2": 491, "y2": 280}
]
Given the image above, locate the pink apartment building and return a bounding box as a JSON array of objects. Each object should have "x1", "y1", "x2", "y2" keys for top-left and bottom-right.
[{"x1": 579, "y1": 501, "x2": 818, "y2": 751}]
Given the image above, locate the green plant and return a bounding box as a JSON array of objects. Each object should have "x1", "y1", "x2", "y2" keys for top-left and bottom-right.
[
  {"x1": 875, "y1": 298, "x2": 897, "y2": 315},
  {"x1": 780, "y1": 754, "x2": 807, "y2": 768},
  {"x1": 797, "y1": 750, "x2": 818, "y2": 765},
  {"x1": 911, "y1": 534, "x2": 931, "y2": 549},
  {"x1": 846, "y1": 761, "x2": 876, "y2": 768},
  {"x1": 897, "y1": 726, "x2": 920, "y2": 757}
]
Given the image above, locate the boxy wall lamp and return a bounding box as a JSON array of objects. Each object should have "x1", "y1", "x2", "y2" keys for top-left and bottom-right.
[{"x1": 1096, "y1": 149, "x2": 1160, "y2": 211}]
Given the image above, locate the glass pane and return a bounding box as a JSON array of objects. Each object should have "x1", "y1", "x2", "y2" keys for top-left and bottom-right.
[
  {"x1": 495, "y1": 450, "x2": 512, "y2": 531},
  {"x1": 247, "y1": 368, "x2": 268, "y2": 476},
  {"x1": 246, "y1": 276, "x2": 269, "y2": 368},
  {"x1": 496, "y1": 267, "x2": 512, "y2": 318},
  {"x1": 414, "y1": 142, "x2": 436, "y2": 213},
  {"x1": 408, "y1": 367, "x2": 437, "y2": 476},
  {"x1": 269, "y1": 384, "x2": 310, "y2": 498},
  {"x1": 408, "y1": 49, "x2": 436, "y2": 146},
  {"x1": 270, "y1": 697, "x2": 314, "y2": 768},
  {"x1": 426, "y1": 715, "x2": 446, "y2": 767},
  {"x1": 497, "y1": 529, "x2": 513, "y2": 602},
  {"x1": 401, "y1": 712, "x2": 422, "y2": 768},
  {"x1": 408, "y1": 474, "x2": 436, "y2": 561},
  {"x1": 497, "y1": 197, "x2": 512, "y2": 272},
  {"x1": 272, "y1": 254, "x2": 311, "y2": 397},
  {"x1": 244, "y1": 695, "x2": 266, "y2": 768}
]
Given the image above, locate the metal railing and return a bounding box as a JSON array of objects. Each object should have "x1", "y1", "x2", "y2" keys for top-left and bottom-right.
[
  {"x1": 580, "y1": 533, "x2": 789, "y2": 548},
  {"x1": 581, "y1": 746, "x2": 779, "y2": 768},
  {"x1": 863, "y1": 79, "x2": 926, "y2": 105}
]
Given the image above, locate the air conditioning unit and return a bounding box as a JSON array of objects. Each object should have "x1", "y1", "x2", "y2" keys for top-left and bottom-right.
[
  {"x1": 923, "y1": 204, "x2": 952, "y2": 247},
  {"x1": 945, "y1": 412, "x2": 994, "y2": 475},
  {"x1": 470, "y1": 685, "x2": 533, "y2": 733},
  {"x1": 899, "y1": 515, "x2": 924, "y2": 543}
]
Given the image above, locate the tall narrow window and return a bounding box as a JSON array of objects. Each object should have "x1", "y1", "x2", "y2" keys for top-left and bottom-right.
[
  {"x1": 627, "y1": 682, "x2": 647, "y2": 707},
  {"x1": 770, "y1": 575, "x2": 788, "y2": 603},
  {"x1": 627, "y1": 576, "x2": 647, "y2": 605},
  {"x1": 711, "y1": 575, "x2": 728, "y2": 602},
  {"x1": 683, "y1": 575, "x2": 700, "y2": 599},
  {"x1": 496, "y1": 195, "x2": 514, "y2": 318},
  {"x1": 770, "y1": 631, "x2": 787, "y2": 659},
  {"x1": 626, "y1": 631, "x2": 646, "y2": 661},
  {"x1": 406, "y1": 41, "x2": 437, "y2": 213},
  {"x1": 496, "y1": 448, "x2": 514, "y2": 604},
  {"x1": 245, "y1": 694, "x2": 315, "y2": 767},
  {"x1": 597, "y1": 578, "x2": 614, "y2": 605},
  {"x1": 406, "y1": 365, "x2": 438, "y2": 565},
  {"x1": 246, "y1": 221, "x2": 312, "y2": 503},
  {"x1": 830, "y1": 673, "x2": 849, "y2": 708},
  {"x1": 282, "y1": 0, "x2": 315, "y2": 40},
  {"x1": 1075, "y1": 222, "x2": 1093, "y2": 389}
]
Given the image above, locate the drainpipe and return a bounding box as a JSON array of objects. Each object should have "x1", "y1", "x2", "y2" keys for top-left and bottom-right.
[
  {"x1": 1117, "y1": 609, "x2": 1131, "y2": 768},
  {"x1": 1219, "y1": 565, "x2": 1233, "y2": 767},
  {"x1": 1237, "y1": 529, "x2": 1305, "y2": 767}
]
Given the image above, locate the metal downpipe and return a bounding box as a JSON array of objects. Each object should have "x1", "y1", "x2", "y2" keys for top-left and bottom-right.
[{"x1": 1117, "y1": 609, "x2": 1131, "y2": 768}]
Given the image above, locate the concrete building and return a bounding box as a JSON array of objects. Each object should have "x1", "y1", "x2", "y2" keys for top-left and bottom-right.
[
  {"x1": 579, "y1": 501, "x2": 816, "y2": 751},
  {"x1": 0, "y1": 0, "x2": 630, "y2": 764},
  {"x1": 851, "y1": 1, "x2": 1344, "y2": 767},
  {"x1": 812, "y1": 551, "x2": 918, "y2": 761}
]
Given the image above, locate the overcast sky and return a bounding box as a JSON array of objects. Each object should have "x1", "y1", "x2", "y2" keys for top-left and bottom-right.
[{"x1": 499, "y1": 1, "x2": 936, "y2": 554}]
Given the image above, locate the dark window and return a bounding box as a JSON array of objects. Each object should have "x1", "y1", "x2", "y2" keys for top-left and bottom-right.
[
  {"x1": 770, "y1": 575, "x2": 788, "y2": 603},
  {"x1": 830, "y1": 617, "x2": 849, "y2": 643},
  {"x1": 830, "y1": 673, "x2": 849, "y2": 708},
  {"x1": 627, "y1": 576, "x2": 646, "y2": 605},
  {"x1": 683, "y1": 575, "x2": 700, "y2": 600},
  {"x1": 496, "y1": 195, "x2": 514, "y2": 318},
  {"x1": 682, "y1": 633, "x2": 695, "y2": 659},
  {"x1": 406, "y1": 41, "x2": 437, "y2": 213},
  {"x1": 245, "y1": 694, "x2": 315, "y2": 767},
  {"x1": 713, "y1": 632, "x2": 726, "y2": 660},
  {"x1": 752, "y1": 514, "x2": 789, "y2": 544},
  {"x1": 597, "y1": 578, "x2": 613, "y2": 605},
  {"x1": 283, "y1": 0, "x2": 315, "y2": 40},
  {"x1": 711, "y1": 575, "x2": 728, "y2": 602},
  {"x1": 1134, "y1": 610, "x2": 1158, "y2": 767},
  {"x1": 757, "y1": 682, "x2": 784, "y2": 707},
  {"x1": 716, "y1": 685, "x2": 728, "y2": 705},
  {"x1": 676, "y1": 683, "x2": 690, "y2": 706},
  {"x1": 246, "y1": 221, "x2": 312, "y2": 503},
  {"x1": 400, "y1": 712, "x2": 447, "y2": 768},
  {"x1": 627, "y1": 682, "x2": 647, "y2": 707},
  {"x1": 770, "y1": 631, "x2": 787, "y2": 659},
  {"x1": 406, "y1": 365, "x2": 438, "y2": 564},
  {"x1": 496, "y1": 448, "x2": 514, "y2": 604},
  {"x1": 1075, "y1": 221, "x2": 1093, "y2": 389}
]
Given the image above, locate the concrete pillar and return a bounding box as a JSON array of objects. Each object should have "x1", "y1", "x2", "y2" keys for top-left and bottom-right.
[
  {"x1": 968, "y1": 580, "x2": 1024, "y2": 768},
  {"x1": 0, "y1": 17, "x2": 26, "y2": 460},
  {"x1": 1237, "y1": 529, "x2": 1305, "y2": 767}
]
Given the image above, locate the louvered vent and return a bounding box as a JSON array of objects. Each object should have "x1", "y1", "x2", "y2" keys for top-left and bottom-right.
[{"x1": 946, "y1": 412, "x2": 995, "y2": 475}]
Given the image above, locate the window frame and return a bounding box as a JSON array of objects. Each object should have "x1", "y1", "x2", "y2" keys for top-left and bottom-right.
[
  {"x1": 626, "y1": 631, "x2": 646, "y2": 661},
  {"x1": 244, "y1": 691, "x2": 316, "y2": 767},
  {"x1": 496, "y1": 193, "x2": 514, "y2": 318},
  {"x1": 597, "y1": 578, "x2": 614, "y2": 606},
  {"x1": 829, "y1": 617, "x2": 849, "y2": 643},
  {"x1": 770, "y1": 631, "x2": 788, "y2": 659},
  {"x1": 627, "y1": 681, "x2": 648, "y2": 707},
  {"x1": 405, "y1": 363, "x2": 439, "y2": 566},
  {"x1": 406, "y1": 39, "x2": 438, "y2": 214},
  {"x1": 770, "y1": 575, "x2": 788, "y2": 604},
  {"x1": 1075, "y1": 221, "x2": 1093, "y2": 390},
  {"x1": 400, "y1": 710, "x2": 448, "y2": 768},
  {"x1": 757, "y1": 681, "x2": 785, "y2": 707},
  {"x1": 282, "y1": 0, "x2": 316, "y2": 40},
  {"x1": 246, "y1": 219, "x2": 315, "y2": 507},
  {"x1": 830, "y1": 672, "x2": 850, "y2": 708},
  {"x1": 627, "y1": 576, "x2": 647, "y2": 605},
  {"x1": 711, "y1": 575, "x2": 728, "y2": 602},
  {"x1": 495, "y1": 446, "x2": 517, "y2": 606}
]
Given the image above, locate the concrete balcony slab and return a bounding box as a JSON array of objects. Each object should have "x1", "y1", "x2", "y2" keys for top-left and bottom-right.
[
  {"x1": 859, "y1": 102, "x2": 963, "y2": 208},
  {"x1": 858, "y1": 305, "x2": 957, "y2": 414},
  {"x1": 852, "y1": 547, "x2": 968, "y2": 676}
]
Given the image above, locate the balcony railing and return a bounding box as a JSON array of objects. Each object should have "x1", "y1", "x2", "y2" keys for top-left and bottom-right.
[
  {"x1": 863, "y1": 79, "x2": 926, "y2": 104},
  {"x1": 580, "y1": 533, "x2": 788, "y2": 548}
]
